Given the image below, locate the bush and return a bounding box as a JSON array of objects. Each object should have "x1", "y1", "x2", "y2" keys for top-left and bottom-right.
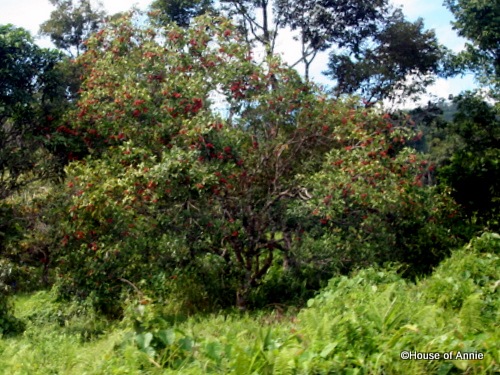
[{"x1": 0, "y1": 259, "x2": 25, "y2": 336}]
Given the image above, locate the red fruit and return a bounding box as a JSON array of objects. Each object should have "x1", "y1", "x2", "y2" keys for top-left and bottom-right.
[{"x1": 223, "y1": 29, "x2": 231, "y2": 37}]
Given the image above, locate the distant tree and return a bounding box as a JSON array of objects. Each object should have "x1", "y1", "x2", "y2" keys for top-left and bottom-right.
[
  {"x1": 40, "y1": 0, "x2": 106, "y2": 57},
  {"x1": 444, "y1": 0, "x2": 500, "y2": 89},
  {"x1": 325, "y1": 9, "x2": 444, "y2": 104},
  {"x1": 438, "y1": 92, "x2": 500, "y2": 229},
  {"x1": 220, "y1": 0, "x2": 444, "y2": 102},
  {"x1": 149, "y1": 0, "x2": 214, "y2": 28},
  {"x1": 277, "y1": 0, "x2": 391, "y2": 81},
  {"x1": 218, "y1": 0, "x2": 282, "y2": 59}
]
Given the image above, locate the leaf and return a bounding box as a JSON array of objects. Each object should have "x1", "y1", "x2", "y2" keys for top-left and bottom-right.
[
  {"x1": 157, "y1": 329, "x2": 175, "y2": 345},
  {"x1": 205, "y1": 341, "x2": 222, "y2": 362},
  {"x1": 178, "y1": 336, "x2": 194, "y2": 351},
  {"x1": 320, "y1": 342, "x2": 337, "y2": 358},
  {"x1": 136, "y1": 332, "x2": 153, "y2": 349}
]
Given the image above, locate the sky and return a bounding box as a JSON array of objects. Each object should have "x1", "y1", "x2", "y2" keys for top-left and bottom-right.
[{"x1": 0, "y1": 0, "x2": 477, "y2": 106}]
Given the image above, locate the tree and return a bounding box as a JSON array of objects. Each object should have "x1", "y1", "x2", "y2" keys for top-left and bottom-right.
[
  {"x1": 55, "y1": 12, "x2": 334, "y2": 311},
  {"x1": 302, "y1": 111, "x2": 459, "y2": 276},
  {"x1": 0, "y1": 25, "x2": 82, "y2": 300},
  {"x1": 149, "y1": 0, "x2": 214, "y2": 28},
  {"x1": 54, "y1": 12, "x2": 458, "y2": 312},
  {"x1": 444, "y1": 0, "x2": 500, "y2": 89},
  {"x1": 220, "y1": 0, "x2": 444, "y2": 102},
  {"x1": 277, "y1": 0, "x2": 391, "y2": 81},
  {"x1": 0, "y1": 24, "x2": 69, "y2": 201},
  {"x1": 40, "y1": 0, "x2": 106, "y2": 57},
  {"x1": 220, "y1": 0, "x2": 392, "y2": 74},
  {"x1": 216, "y1": 0, "x2": 281, "y2": 61},
  {"x1": 437, "y1": 92, "x2": 500, "y2": 229},
  {"x1": 325, "y1": 9, "x2": 444, "y2": 104}
]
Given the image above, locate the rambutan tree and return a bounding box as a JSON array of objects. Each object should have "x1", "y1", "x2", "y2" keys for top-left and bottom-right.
[{"x1": 54, "y1": 12, "x2": 458, "y2": 312}]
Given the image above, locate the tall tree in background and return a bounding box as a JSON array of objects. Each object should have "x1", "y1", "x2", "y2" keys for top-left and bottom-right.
[
  {"x1": 40, "y1": 0, "x2": 106, "y2": 57},
  {"x1": 325, "y1": 9, "x2": 444, "y2": 104},
  {"x1": 220, "y1": 0, "x2": 284, "y2": 58},
  {"x1": 277, "y1": 0, "x2": 390, "y2": 81},
  {"x1": 220, "y1": 0, "x2": 392, "y2": 71},
  {"x1": 221, "y1": 0, "x2": 444, "y2": 102},
  {"x1": 149, "y1": 0, "x2": 214, "y2": 27},
  {"x1": 444, "y1": 0, "x2": 500, "y2": 90}
]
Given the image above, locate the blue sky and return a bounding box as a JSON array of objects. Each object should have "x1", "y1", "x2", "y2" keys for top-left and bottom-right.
[{"x1": 0, "y1": 0, "x2": 476, "y2": 105}]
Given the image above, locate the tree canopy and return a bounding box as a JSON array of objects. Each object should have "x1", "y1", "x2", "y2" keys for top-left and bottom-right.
[
  {"x1": 40, "y1": 0, "x2": 106, "y2": 57},
  {"x1": 444, "y1": 0, "x2": 500, "y2": 89},
  {"x1": 325, "y1": 9, "x2": 444, "y2": 103},
  {"x1": 150, "y1": 0, "x2": 214, "y2": 27},
  {"x1": 0, "y1": 24, "x2": 69, "y2": 200}
]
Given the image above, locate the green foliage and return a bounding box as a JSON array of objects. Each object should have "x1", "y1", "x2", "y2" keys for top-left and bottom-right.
[
  {"x1": 121, "y1": 234, "x2": 499, "y2": 373},
  {"x1": 2, "y1": 182, "x2": 68, "y2": 292},
  {"x1": 276, "y1": 0, "x2": 393, "y2": 80},
  {"x1": 302, "y1": 110, "x2": 460, "y2": 276},
  {"x1": 1, "y1": 235, "x2": 498, "y2": 373},
  {"x1": 444, "y1": 0, "x2": 500, "y2": 89},
  {"x1": 40, "y1": 0, "x2": 106, "y2": 57},
  {"x1": 2, "y1": 1, "x2": 499, "y2": 373},
  {"x1": 50, "y1": 12, "x2": 461, "y2": 312},
  {"x1": 150, "y1": 0, "x2": 215, "y2": 28},
  {"x1": 0, "y1": 24, "x2": 69, "y2": 201},
  {"x1": 327, "y1": 9, "x2": 444, "y2": 103},
  {"x1": 437, "y1": 93, "x2": 500, "y2": 230},
  {"x1": 0, "y1": 260, "x2": 25, "y2": 336}
]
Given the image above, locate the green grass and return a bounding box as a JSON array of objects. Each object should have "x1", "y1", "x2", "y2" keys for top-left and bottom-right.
[{"x1": 0, "y1": 233, "x2": 498, "y2": 374}]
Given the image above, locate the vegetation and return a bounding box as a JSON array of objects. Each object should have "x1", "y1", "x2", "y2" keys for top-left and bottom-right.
[
  {"x1": 0, "y1": 233, "x2": 498, "y2": 373},
  {"x1": 0, "y1": 0, "x2": 498, "y2": 372}
]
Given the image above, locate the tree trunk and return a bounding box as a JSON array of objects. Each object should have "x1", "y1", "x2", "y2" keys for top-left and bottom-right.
[
  {"x1": 236, "y1": 282, "x2": 251, "y2": 311},
  {"x1": 282, "y1": 231, "x2": 297, "y2": 272}
]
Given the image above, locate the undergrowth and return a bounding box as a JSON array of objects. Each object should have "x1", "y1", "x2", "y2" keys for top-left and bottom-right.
[{"x1": 0, "y1": 233, "x2": 498, "y2": 374}]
